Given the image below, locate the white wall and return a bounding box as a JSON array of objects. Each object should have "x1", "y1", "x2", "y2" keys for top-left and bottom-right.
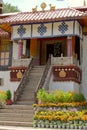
[
  {"x1": 0, "y1": 71, "x2": 20, "y2": 100},
  {"x1": 49, "y1": 75, "x2": 80, "y2": 93},
  {"x1": 82, "y1": 35, "x2": 87, "y2": 100}
]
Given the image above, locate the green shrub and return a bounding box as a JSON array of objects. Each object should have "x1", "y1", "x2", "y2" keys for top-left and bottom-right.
[
  {"x1": 73, "y1": 93, "x2": 86, "y2": 102},
  {"x1": 6, "y1": 90, "x2": 11, "y2": 100},
  {"x1": 37, "y1": 88, "x2": 48, "y2": 103},
  {"x1": 0, "y1": 90, "x2": 7, "y2": 104},
  {"x1": 36, "y1": 89, "x2": 86, "y2": 104}
]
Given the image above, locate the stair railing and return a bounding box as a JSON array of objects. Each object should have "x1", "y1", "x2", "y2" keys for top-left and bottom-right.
[
  {"x1": 13, "y1": 58, "x2": 34, "y2": 103},
  {"x1": 34, "y1": 56, "x2": 51, "y2": 103}
]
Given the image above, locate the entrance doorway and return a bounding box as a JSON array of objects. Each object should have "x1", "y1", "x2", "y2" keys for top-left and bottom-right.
[
  {"x1": 46, "y1": 42, "x2": 65, "y2": 61},
  {"x1": 46, "y1": 44, "x2": 54, "y2": 61}
]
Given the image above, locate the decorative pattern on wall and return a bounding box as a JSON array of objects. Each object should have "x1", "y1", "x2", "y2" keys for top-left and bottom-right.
[
  {"x1": 17, "y1": 25, "x2": 26, "y2": 38},
  {"x1": 9, "y1": 66, "x2": 27, "y2": 81},
  {"x1": 58, "y1": 21, "x2": 68, "y2": 34},
  {"x1": 12, "y1": 24, "x2": 31, "y2": 40},
  {"x1": 37, "y1": 23, "x2": 47, "y2": 36},
  {"x1": 53, "y1": 21, "x2": 73, "y2": 36},
  {"x1": 11, "y1": 20, "x2": 82, "y2": 40},
  {"x1": 32, "y1": 23, "x2": 52, "y2": 37},
  {"x1": 52, "y1": 65, "x2": 82, "y2": 84}
]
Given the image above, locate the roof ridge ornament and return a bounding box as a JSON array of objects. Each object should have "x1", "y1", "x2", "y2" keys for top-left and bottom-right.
[
  {"x1": 49, "y1": 4, "x2": 55, "y2": 11},
  {"x1": 32, "y1": 6, "x2": 37, "y2": 13},
  {"x1": 40, "y1": 2, "x2": 47, "y2": 11},
  {"x1": 83, "y1": 0, "x2": 86, "y2": 6}
]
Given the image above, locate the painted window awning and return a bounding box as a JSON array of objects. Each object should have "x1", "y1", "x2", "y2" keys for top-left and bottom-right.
[{"x1": 11, "y1": 20, "x2": 82, "y2": 40}]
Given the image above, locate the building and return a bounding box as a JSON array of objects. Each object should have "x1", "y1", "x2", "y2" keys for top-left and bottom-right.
[{"x1": 0, "y1": 1, "x2": 87, "y2": 100}]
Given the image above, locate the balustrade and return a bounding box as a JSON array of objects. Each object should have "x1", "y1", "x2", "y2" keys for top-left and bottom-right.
[{"x1": 51, "y1": 55, "x2": 79, "y2": 66}]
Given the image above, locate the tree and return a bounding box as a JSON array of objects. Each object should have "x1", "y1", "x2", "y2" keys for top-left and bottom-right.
[{"x1": 2, "y1": 2, "x2": 21, "y2": 13}]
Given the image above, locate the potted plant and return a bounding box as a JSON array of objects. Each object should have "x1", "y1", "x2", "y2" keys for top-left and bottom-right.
[
  {"x1": 40, "y1": 120, "x2": 45, "y2": 128},
  {"x1": 50, "y1": 121, "x2": 54, "y2": 128},
  {"x1": 33, "y1": 120, "x2": 37, "y2": 128},
  {"x1": 53, "y1": 121, "x2": 58, "y2": 128},
  {"x1": 45, "y1": 120, "x2": 50, "y2": 128},
  {"x1": 6, "y1": 90, "x2": 12, "y2": 105}
]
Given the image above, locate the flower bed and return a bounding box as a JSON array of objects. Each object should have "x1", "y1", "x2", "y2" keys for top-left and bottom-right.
[
  {"x1": 33, "y1": 105, "x2": 87, "y2": 129},
  {"x1": 33, "y1": 89, "x2": 87, "y2": 129},
  {"x1": 33, "y1": 102, "x2": 87, "y2": 110}
]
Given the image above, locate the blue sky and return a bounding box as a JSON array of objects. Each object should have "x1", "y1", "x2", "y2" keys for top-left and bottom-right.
[{"x1": 3, "y1": 0, "x2": 68, "y2": 12}]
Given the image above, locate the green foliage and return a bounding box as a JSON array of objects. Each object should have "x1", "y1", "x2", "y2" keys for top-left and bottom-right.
[
  {"x1": 0, "y1": 90, "x2": 7, "y2": 104},
  {"x1": 3, "y1": 2, "x2": 21, "y2": 13},
  {"x1": 73, "y1": 93, "x2": 86, "y2": 102},
  {"x1": 6, "y1": 90, "x2": 11, "y2": 100},
  {"x1": 37, "y1": 89, "x2": 86, "y2": 103},
  {"x1": 37, "y1": 89, "x2": 48, "y2": 103}
]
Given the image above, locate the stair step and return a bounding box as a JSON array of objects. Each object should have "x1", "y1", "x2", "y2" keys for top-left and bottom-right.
[
  {"x1": 22, "y1": 87, "x2": 37, "y2": 91},
  {"x1": 0, "y1": 121, "x2": 33, "y2": 127},
  {"x1": 0, "y1": 116, "x2": 33, "y2": 122},
  {"x1": 0, "y1": 66, "x2": 45, "y2": 127},
  {"x1": 0, "y1": 109, "x2": 33, "y2": 114},
  {"x1": 0, "y1": 113, "x2": 34, "y2": 118},
  {"x1": 4, "y1": 105, "x2": 33, "y2": 110},
  {"x1": 16, "y1": 101, "x2": 34, "y2": 105},
  {"x1": 19, "y1": 96, "x2": 34, "y2": 100},
  {"x1": 21, "y1": 90, "x2": 34, "y2": 94}
]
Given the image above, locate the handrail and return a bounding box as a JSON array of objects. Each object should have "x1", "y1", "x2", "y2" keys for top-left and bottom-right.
[
  {"x1": 34, "y1": 57, "x2": 51, "y2": 103},
  {"x1": 13, "y1": 58, "x2": 34, "y2": 103}
]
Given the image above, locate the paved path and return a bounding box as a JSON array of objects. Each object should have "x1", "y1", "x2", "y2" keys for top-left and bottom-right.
[{"x1": 0, "y1": 126, "x2": 69, "y2": 130}]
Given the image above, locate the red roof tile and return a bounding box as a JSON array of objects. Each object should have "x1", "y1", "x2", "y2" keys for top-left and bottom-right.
[{"x1": 0, "y1": 7, "x2": 85, "y2": 24}]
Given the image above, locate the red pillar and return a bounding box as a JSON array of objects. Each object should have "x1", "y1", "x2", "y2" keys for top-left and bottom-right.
[
  {"x1": 67, "y1": 36, "x2": 72, "y2": 57},
  {"x1": 18, "y1": 40, "x2": 23, "y2": 59}
]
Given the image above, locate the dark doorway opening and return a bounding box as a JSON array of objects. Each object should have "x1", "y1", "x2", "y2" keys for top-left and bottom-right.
[
  {"x1": 46, "y1": 42, "x2": 63, "y2": 61},
  {"x1": 46, "y1": 44, "x2": 54, "y2": 61},
  {"x1": 26, "y1": 39, "x2": 30, "y2": 58}
]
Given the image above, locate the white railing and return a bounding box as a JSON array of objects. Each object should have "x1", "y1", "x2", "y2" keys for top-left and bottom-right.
[
  {"x1": 51, "y1": 55, "x2": 79, "y2": 66},
  {"x1": 12, "y1": 58, "x2": 32, "y2": 67}
]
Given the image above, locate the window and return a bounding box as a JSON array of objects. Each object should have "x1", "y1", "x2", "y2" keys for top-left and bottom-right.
[
  {"x1": 0, "y1": 39, "x2": 12, "y2": 70},
  {"x1": 0, "y1": 78, "x2": 4, "y2": 86}
]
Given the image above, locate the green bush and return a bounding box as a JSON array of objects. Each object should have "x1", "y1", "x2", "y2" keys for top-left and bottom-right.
[
  {"x1": 6, "y1": 90, "x2": 11, "y2": 100},
  {"x1": 36, "y1": 89, "x2": 86, "y2": 103},
  {"x1": 37, "y1": 88, "x2": 48, "y2": 103},
  {"x1": 73, "y1": 93, "x2": 86, "y2": 102},
  {"x1": 0, "y1": 90, "x2": 7, "y2": 104}
]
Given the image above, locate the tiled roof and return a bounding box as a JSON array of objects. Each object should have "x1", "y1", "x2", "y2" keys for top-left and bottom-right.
[
  {"x1": 0, "y1": 28, "x2": 10, "y2": 38},
  {"x1": 0, "y1": 7, "x2": 85, "y2": 24}
]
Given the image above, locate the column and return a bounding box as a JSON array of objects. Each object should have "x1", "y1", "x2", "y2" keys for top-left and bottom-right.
[
  {"x1": 18, "y1": 40, "x2": 23, "y2": 59},
  {"x1": 67, "y1": 36, "x2": 72, "y2": 57}
]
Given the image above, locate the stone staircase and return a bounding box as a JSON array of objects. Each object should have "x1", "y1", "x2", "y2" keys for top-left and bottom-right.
[
  {"x1": 16, "y1": 66, "x2": 45, "y2": 105},
  {"x1": 0, "y1": 66, "x2": 45, "y2": 127}
]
